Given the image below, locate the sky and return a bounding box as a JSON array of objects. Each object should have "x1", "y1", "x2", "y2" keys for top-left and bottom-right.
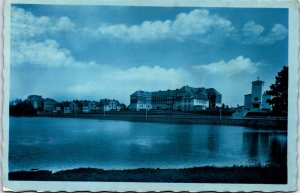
[{"x1": 10, "y1": 4, "x2": 288, "y2": 106}]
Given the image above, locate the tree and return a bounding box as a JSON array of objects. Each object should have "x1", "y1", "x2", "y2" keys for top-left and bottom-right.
[
  {"x1": 266, "y1": 66, "x2": 288, "y2": 116},
  {"x1": 10, "y1": 101, "x2": 37, "y2": 116}
]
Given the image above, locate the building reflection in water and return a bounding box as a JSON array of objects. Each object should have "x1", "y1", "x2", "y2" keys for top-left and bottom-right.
[
  {"x1": 243, "y1": 130, "x2": 287, "y2": 167},
  {"x1": 268, "y1": 135, "x2": 287, "y2": 167},
  {"x1": 206, "y1": 125, "x2": 220, "y2": 153}
]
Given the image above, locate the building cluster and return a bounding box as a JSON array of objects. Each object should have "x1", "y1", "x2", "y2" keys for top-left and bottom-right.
[
  {"x1": 10, "y1": 95, "x2": 126, "y2": 114},
  {"x1": 128, "y1": 86, "x2": 222, "y2": 111},
  {"x1": 10, "y1": 78, "x2": 273, "y2": 115},
  {"x1": 10, "y1": 85, "x2": 222, "y2": 114},
  {"x1": 244, "y1": 78, "x2": 272, "y2": 112}
]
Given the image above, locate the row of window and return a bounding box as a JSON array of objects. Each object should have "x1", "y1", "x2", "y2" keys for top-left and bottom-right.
[
  {"x1": 152, "y1": 100, "x2": 173, "y2": 104},
  {"x1": 153, "y1": 96, "x2": 176, "y2": 100},
  {"x1": 136, "y1": 100, "x2": 208, "y2": 104}
]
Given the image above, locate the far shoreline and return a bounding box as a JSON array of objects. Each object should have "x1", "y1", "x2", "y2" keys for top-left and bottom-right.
[{"x1": 10, "y1": 111, "x2": 288, "y2": 130}]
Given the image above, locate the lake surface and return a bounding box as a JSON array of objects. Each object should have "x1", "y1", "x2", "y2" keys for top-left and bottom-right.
[{"x1": 9, "y1": 117, "x2": 287, "y2": 172}]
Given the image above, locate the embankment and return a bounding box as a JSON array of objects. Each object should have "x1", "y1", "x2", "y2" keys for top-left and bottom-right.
[{"x1": 39, "y1": 111, "x2": 287, "y2": 130}]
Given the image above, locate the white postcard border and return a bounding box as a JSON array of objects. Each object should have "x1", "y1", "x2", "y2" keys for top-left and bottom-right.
[{"x1": 2, "y1": 0, "x2": 299, "y2": 192}]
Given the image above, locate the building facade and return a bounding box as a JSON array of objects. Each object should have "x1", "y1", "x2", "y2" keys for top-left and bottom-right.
[
  {"x1": 129, "y1": 91, "x2": 152, "y2": 111},
  {"x1": 129, "y1": 86, "x2": 222, "y2": 111},
  {"x1": 152, "y1": 90, "x2": 177, "y2": 110},
  {"x1": 43, "y1": 98, "x2": 57, "y2": 112},
  {"x1": 244, "y1": 78, "x2": 272, "y2": 111},
  {"x1": 100, "y1": 99, "x2": 122, "y2": 111},
  {"x1": 244, "y1": 94, "x2": 252, "y2": 109}
]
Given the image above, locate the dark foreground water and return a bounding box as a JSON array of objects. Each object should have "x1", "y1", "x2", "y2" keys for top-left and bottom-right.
[{"x1": 9, "y1": 117, "x2": 287, "y2": 172}]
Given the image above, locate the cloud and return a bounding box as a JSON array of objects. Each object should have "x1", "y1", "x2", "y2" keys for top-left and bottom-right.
[
  {"x1": 92, "y1": 9, "x2": 235, "y2": 42},
  {"x1": 89, "y1": 10, "x2": 287, "y2": 45},
  {"x1": 11, "y1": 39, "x2": 96, "y2": 68},
  {"x1": 11, "y1": 6, "x2": 75, "y2": 41},
  {"x1": 191, "y1": 56, "x2": 266, "y2": 105},
  {"x1": 241, "y1": 21, "x2": 288, "y2": 45},
  {"x1": 242, "y1": 21, "x2": 265, "y2": 39},
  {"x1": 11, "y1": 56, "x2": 265, "y2": 106},
  {"x1": 11, "y1": 7, "x2": 92, "y2": 68},
  {"x1": 110, "y1": 65, "x2": 191, "y2": 89},
  {"x1": 23, "y1": 65, "x2": 195, "y2": 104},
  {"x1": 192, "y1": 56, "x2": 262, "y2": 76},
  {"x1": 172, "y1": 9, "x2": 234, "y2": 38},
  {"x1": 66, "y1": 65, "x2": 194, "y2": 95},
  {"x1": 11, "y1": 6, "x2": 287, "y2": 46},
  {"x1": 56, "y1": 16, "x2": 75, "y2": 31}
]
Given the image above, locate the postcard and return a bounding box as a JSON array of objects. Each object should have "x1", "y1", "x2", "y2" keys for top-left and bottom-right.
[{"x1": 2, "y1": 0, "x2": 299, "y2": 192}]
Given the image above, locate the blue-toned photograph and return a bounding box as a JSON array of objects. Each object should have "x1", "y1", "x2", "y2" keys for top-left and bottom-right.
[{"x1": 8, "y1": 4, "x2": 288, "y2": 184}]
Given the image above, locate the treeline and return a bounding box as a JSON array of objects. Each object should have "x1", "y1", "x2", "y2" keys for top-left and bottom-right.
[{"x1": 9, "y1": 101, "x2": 37, "y2": 116}]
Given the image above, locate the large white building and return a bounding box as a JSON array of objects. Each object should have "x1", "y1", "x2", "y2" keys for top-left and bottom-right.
[
  {"x1": 244, "y1": 78, "x2": 272, "y2": 111},
  {"x1": 129, "y1": 86, "x2": 222, "y2": 111}
]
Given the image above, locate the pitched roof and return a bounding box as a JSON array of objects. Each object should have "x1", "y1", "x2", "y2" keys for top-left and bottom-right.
[
  {"x1": 100, "y1": 99, "x2": 120, "y2": 105},
  {"x1": 43, "y1": 98, "x2": 57, "y2": 103},
  {"x1": 152, "y1": 89, "x2": 178, "y2": 97},
  {"x1": 130, "y1": 90, "x2": 152, "y2": 97}
]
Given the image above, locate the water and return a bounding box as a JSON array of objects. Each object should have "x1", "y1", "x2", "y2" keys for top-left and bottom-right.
[{"x1": 9, "y1": 117, "x2": 287, "y2": 172}]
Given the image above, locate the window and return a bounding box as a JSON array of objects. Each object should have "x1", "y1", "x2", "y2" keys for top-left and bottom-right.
[{"x1": 253, "y1": 104, "x2": 260, "y2": 108}]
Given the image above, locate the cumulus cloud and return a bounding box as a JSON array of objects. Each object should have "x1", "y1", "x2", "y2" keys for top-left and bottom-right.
[
  {"x1": 11, "y1": 39, "x2": 97, "y2": 68},
  {"x1": 241, "y1": 21, "x2": 287, "y2": 45},
  {"x1": 93, "y1": 9, "x2": 235, "y2": 42},
  {"x1": 192, "y1": 56, "x2": 261, "y2": 76},
  {"x1": 88, "y1": 10, "x2": 287, "y2": 45},
  {"x1": 10, "y1": 7, "x2": 92, "y2": 68},
  {"x1": 56, "y1": 16, "x2": 75, "y2": 31},
  {"x1": 11, "y1": 6, "x2": 287, "y2": 47},
  {"x1": 11, "y1": 38, "x2": 99, "y2": 68},
  {"x1": 11, "y1": 6, "x2": 75, "y2": 41},
  {"x1": 191, "y1": 56, "x2": 265, "y2": 105}
]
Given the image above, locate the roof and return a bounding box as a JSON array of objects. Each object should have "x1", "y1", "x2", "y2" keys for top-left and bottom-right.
[
  {"x1": 27, "y1": 95, "x2": 43, "y2": 100},
  {"x1": 151, "y1": 86, "x2": 209, "y2": 97},
  {"x1": 252, "y1": 77, "x2": 265, "y2": 84},
  {"x1": 252, "y1": 80, "x2": 265, "y2": 84},
  {"x1": 100, "y1": 99, "x2": 120, "y2": 105},
  {"x1": 130, "y1": 90, "x2": 152, "y2": 97},
  {"x1": 131, "y1": 85, "x2": 221, "y2": 99},
  {"x1": 152, "y1": 89, "x2": 178, "y2": 97},
  {"x1": 43, "y1": 98, "x2": 57, "y2": 103}
]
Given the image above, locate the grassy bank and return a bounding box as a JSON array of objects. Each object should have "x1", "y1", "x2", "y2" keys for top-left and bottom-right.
[{"x1": 9, "y1": 166, "x2": 287, "y2": 184}]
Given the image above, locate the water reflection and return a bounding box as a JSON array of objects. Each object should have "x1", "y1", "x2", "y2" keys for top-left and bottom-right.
[
  {"x1": 9, "y1": 117, "x2": 287, "y2": 171},
  {"x1": 243, "y1": 132, "x2": 259, "y2": 163},
  {"x1": 242, "y1": 131, "x2": 287, "y2": 166},
  {"x1": 268, "y1": 135, "x2": 287, "y2": 166},
  {"x1": 207, "y1": 125, "x2": 220, "y2": 153}
]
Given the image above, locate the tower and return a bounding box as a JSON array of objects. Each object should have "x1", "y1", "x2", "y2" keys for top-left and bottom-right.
[{"x1": 251, "y1": 77, "x2": 264, "y2": 111}]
